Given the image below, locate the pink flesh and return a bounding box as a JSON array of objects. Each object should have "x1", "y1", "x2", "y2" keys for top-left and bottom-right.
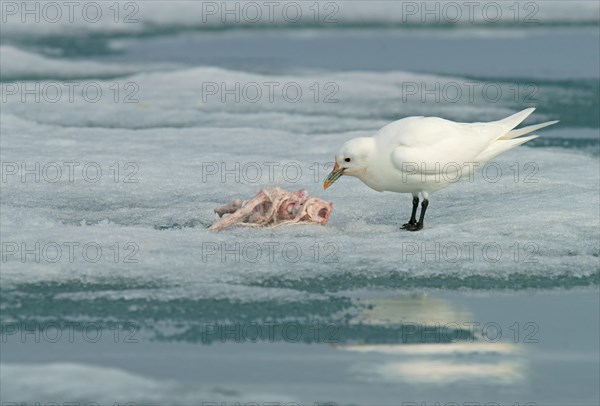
[{"x1": 209, "y1": 187, "x2": 333, "y2": 231}]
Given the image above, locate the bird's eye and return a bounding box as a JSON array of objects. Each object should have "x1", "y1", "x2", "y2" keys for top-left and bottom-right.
[{"x1": 344, "y1": 158, "x2": 351, "y2": 162}]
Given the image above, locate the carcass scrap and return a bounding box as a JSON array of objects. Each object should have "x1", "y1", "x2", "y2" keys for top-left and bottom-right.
[{"x1": 209, "y1": 187, "x2": 333, "y2": 231}]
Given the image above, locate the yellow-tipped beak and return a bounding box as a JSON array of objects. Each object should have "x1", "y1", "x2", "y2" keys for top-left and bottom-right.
[{"x1": 324, "y1": 162, "x2": 345, "y2": 190}]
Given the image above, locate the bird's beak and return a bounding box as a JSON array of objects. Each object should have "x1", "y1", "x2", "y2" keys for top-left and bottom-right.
[{"x1": 324, "y1": 162, "x2": 345, "y2": 190}]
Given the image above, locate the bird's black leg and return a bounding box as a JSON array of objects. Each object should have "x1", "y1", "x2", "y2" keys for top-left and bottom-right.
[
  {"x1": 406, "y1": 198, "x2": 429, "y2": 232},
  {"x1": 401, "y1": 195, "x2": 419, "y2": 229}
]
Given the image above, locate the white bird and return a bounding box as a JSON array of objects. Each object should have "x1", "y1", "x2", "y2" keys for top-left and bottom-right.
[{"x1": 323, "y1": 108, "x2": 558, "y2": 231}]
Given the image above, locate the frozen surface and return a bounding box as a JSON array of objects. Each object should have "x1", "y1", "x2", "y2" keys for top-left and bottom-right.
[
  {"x1": 0, "y1": 45, "x2": 176, "y2": 80},
  {"x1": 1, "y1": 67, "x2": 598, "y2": 297},
  {"x1": 0, "y1": 64, "x2": 568, "y2": 130}
]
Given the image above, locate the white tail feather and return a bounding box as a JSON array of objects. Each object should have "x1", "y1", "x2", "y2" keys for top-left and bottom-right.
[
  {"x1": 475, "y1": 135, "x2": 539, "y2": 164},
  {"x1": 474, "y1": 108, "x2": 558, "y2": 163},
  {"x1": 495, "y1": 107, "x2": 536, "y2": 133},
  {"x1": 501, "y1": 120, "x2": 559, "y2": 140}
]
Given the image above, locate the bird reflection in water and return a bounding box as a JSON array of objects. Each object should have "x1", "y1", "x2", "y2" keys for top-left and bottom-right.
[{"x1": 338, "y1": 294, "x2": 526, "y2": 385}]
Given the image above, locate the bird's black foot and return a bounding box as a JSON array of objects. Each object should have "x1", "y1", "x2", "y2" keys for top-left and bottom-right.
[
  {"x1": 400, "y1": 196, "x2": 427, "y2": 231},
  {"x1": 403, "y1": 222, "x2": 423, "y2": 232}
]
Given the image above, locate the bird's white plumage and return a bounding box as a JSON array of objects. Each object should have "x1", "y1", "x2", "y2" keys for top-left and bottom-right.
[{"x1": 331, "y1": 108, "x2": 558, "y2": 195}]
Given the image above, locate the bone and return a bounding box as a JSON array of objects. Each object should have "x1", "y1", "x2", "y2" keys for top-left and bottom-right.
[
  {"x1": 214, "y1": 199, "x2": 244, "y2": 217},
  {"x1": 209, "y1": 188, "x2": 333, "y2": 231}
]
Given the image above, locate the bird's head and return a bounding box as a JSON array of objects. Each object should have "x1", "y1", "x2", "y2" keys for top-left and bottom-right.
[{"x1": 324, "y1": 137, "x2": 374, "y2": 189}]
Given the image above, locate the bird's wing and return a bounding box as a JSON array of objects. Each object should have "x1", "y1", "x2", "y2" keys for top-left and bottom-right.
[{"x1": 385, "y1": 113, "x2": 532, "y2": 174}]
